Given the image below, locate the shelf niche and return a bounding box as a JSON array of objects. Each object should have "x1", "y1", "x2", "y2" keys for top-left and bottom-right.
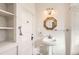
[{"x1": 0, "y1": 3, "x2": 15, "y2": 43}]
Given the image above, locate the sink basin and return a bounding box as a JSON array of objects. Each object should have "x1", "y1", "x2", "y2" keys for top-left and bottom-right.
[{"x1": 42, "y1": 37, "x2": 56, "y2": 46}]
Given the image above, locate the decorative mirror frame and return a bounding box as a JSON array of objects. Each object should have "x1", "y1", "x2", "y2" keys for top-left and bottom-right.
[{"x1": 44, "y1": 17, "x2": 57, "y2": 30}]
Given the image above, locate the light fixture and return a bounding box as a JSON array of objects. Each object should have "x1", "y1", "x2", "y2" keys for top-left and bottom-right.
[{"x1": 44, "y1": 8, "x2": 56, "y2": 16}]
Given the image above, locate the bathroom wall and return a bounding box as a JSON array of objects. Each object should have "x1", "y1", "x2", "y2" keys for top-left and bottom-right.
[
  {"x1": 35, "y1": 3, "x2": 70, "y2": 55},
  {"x1": 70, "y1": 4, "x2": 79, "y2": 55}
]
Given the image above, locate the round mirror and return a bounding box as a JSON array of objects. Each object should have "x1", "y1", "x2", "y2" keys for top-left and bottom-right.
[{"x1": 44, "y1": 17, "x2": 57, "y2": 30}]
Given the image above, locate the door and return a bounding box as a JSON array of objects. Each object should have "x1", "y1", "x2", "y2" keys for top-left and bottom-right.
[{"x1": 16, "y1": 4, "x2": 33, "y2": 55}]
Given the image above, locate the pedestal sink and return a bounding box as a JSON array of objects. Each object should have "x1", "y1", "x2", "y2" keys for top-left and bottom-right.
[{"x1": 42, "y1": 36, "x2": 56, "y2": 55}]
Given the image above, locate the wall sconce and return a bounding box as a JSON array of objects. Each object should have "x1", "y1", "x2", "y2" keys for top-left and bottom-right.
[{"x1": 44, "y1": 8, "x2": 56, "y2": 16}]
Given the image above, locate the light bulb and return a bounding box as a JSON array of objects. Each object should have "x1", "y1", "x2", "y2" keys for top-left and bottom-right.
[
  {"x1": 44, "y1": 8, "x2": 56, "y2": 16},
  {"x1": 51, "y1": 10, "x2": 56, "y2": 15},
  {"x1": 44, "y1": 10, "x2": 48, "y2": 15}
]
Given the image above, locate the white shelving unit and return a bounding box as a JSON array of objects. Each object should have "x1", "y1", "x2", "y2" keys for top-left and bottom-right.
[
  {"x1": 0, "y1": 41, "x2": 17, "y2": 52},
  {"x1": 0, "y1": 27, "x2": 14, "y2": 30},
  {"x1": 0, "y1": 3, "x2": 16, "y2": 54},
  {"x1": 0, "y1": 9, "x2": 15, "y2": 16}
]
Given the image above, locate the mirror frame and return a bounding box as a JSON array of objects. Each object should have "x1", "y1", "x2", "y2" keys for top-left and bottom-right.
[{"x1": 44, "y1": 17, "x2": 57, "y2": 30}]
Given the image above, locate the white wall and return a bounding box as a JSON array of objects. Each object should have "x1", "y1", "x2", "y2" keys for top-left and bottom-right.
[
  {"x1": 35, "y1": 3, "x2": 69, "y2": 55},
  {"x1": 70, "y1": 4, "x2": 79, "y2": 55}
]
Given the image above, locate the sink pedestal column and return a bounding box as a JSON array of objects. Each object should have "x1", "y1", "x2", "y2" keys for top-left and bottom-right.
[{"x1": 48, "y1": 46, "x2": 53, "y2": 55}]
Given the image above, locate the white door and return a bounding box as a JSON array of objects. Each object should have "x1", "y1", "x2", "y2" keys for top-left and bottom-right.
[{"x1": 17, "y1": 5, "x2": 33, "y2": 55}]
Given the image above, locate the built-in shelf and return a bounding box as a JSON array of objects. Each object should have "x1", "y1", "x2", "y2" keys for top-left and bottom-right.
[
  {"x1": 0, "y1": 41, "x2": 17, "y2": 53},
  {"x1": 0, "y1": 9, "x2": 15, "y2": 16},
  {"x1": 0, "y1": 27, "x2": 14, "y2": 30},
  {"x1": 0, "y1": 4, "x2": 16, "y2": 54}
]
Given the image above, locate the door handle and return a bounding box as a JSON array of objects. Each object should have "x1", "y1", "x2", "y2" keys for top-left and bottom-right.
[
  {"x1": 31, "y1": 34, "x2": 33, "y2": 40},
  {"x1": 18, "y1": 26, "x2": 23, "y2": 36}
]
